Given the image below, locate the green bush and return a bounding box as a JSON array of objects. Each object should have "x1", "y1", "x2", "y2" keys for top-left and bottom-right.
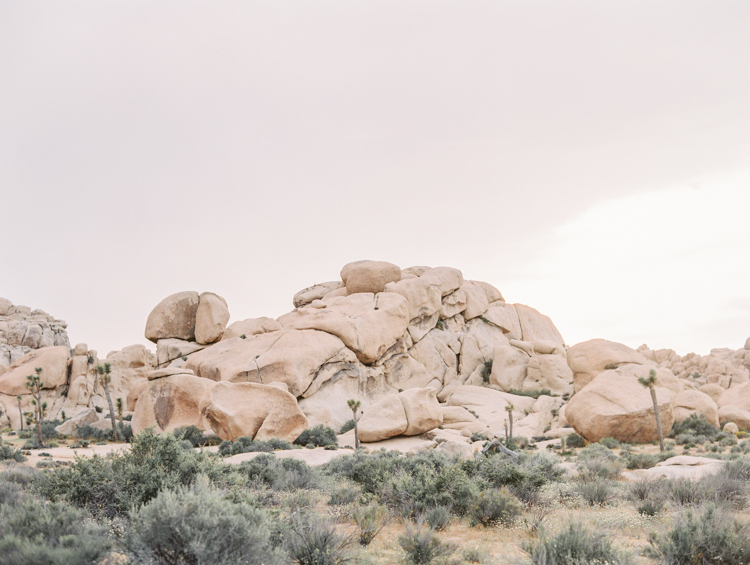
[
  {"x1": 669, "y1": 414, "x2": 719, "y2": 443},
  {"x1": 351, "y1": 502, "x2": 388, "y2": 545},
  {"x1": 283, "y1": 512, "x2": 352, "y2": 565},
  {"x1": 126, "y1": 476, "x2": 285, "y2": 565},
  {"x1": 645, "y1": 504, "x2": 750, "y2": 564},
  {"x1": 576, "y1": 444, "x2": 623, "y2": 480},
  {"x1": 523, "y1": 522, "x2": 630, "y2": 565},
  {"x1": 173, "y1": 425, "x2": 218, "y2": 447},
  {"x1": 508, "y1": 389, "x2": 552, "y2": 399},
  {"x1": 468, "y1": 488, "x2": 522, "y2": 527},
  {"x1": 398, "y1": 522, "x2": 455, "y2": 565},
  {"x1": 75, "y1": 422, "x2": 132, "y2": 442},
  {"x1": 424, "y1": 505, "x2": 451, "y2": 531},
  {"x1": 36, "y1": 431, "x2": 238, "y2": 518},
  {"x1": 0, "y1": 445, "x2": 26, "y2": 463},
  {"x1": 577, "y1": 478, "x2": 612, "y2": 507},
  {"x1": 637, "y1": 499, "x2": 664, "y2": 516},
  {"x1": 0, "y1": 497, "x2": 110, "y2": 565},
  {"x1": 599, "y1": 437, "x2": 620, "y2": 449},
  {"x1": 218, "y1": 436, "x2": 294, "y2": 456},
  {"x1": 327, "y1": 483, "x2": 361, "y2": 506},
  {"x1": 237, "y1": 454, "x2": 320, "y2": 491},
  {"x1": 622, "y1": 452, "x2": 659, "y2": 470},
  {"x1": 294, "y1": 425, "x2": 338, "y2": 448},
  {"x1": 339, "y1": 420, "x2": 355, "y2": 434},
  {"x1": 565, "y1": 433, "x2": 586, "y2": 449}
]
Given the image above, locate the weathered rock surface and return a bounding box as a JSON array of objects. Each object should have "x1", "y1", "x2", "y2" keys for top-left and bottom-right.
[
  {"x1": 341, "y1": 260, "x2": 402, "y2": 294},
  {"x1": 54, "y1": 408, "x2": 99, "y2": 436},
  {"x1": 671, "y1": 390, "x2": 719, "y2": 427},
  {"x1": 199, "y1": 381, "x2": 307, "y2": 442},
  {"x1": 293, "y1": 282, "x2": 344, "y2": 308},
  {"x1": 357, "y1": 387, "x2": 443, "y2": 442},
  {"x1": 194, "y1": 292, "x2": 230, "y2": 344},
  {"x1": 565, "y1": 365, "x2": 676, "y2": 443},
  {"x1": 131, "y1": 373, "x2": 215, "y2": 434},
  {"x1": 0, "y1": 346, "x2": 69, "y2": 396},
  {"x1": 567, "y1": 339, "x2": 648, "y2": 392},
  {"x1": 278, "y1": 292, "x2": 410, "y2": 364},
  {"x1": 144, "y1": 291, "x2": 200, "y2": 343},
  {"x1": 222, "y1": 317, "x2": 282, "y2": 341}
]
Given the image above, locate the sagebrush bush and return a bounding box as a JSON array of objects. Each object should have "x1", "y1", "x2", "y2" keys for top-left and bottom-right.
[
  {"x1": 237, "y1": 453, "x2": 320, "y2": 491},
  {"x1": 351, "y1": 502, "x2": 388, "y2": 545},
  {"x1": 669, "y1": 414, "x2": 719, "y2": 443},
  {"x1": 599, "y1": 437, "x2": 620, "y2": 449},
  {"x1": 327, "y1": 483, "x2": 361, "y2": 506},
  {"x1": 576, "y1": 444, "x2": 623, "y2": 480},
  {"x1": 577, "y1": 478, "x2": 613, "y2": 507},
  {"x1": 218, "y1": 436, "x2": 294, "y2": 456},
  {"x1": 75, "y1": 422, "x2": 133, "y2": 442},
  {"x1": 173, "y1": 425, "x2": 219, "y2": 447},
  {"x1": 398, "y1": 522, "x2": 455, "y2": 565},
  {"x1": 126, "y1": 476, "x2": 285, "y2": 565},
  {"x1": 523, "y1": 523, "x2": 630, "y2": 565},
  {"x1": 622, "y1": 452, "x2": 659, "y2": 470},
  {"x1": 283, "y1": 511, "x2": 353, "y2": 565},
  {"x1": 646, "y1": 504, "x2": 750, "y2": 564},
  {"x1": 295, "y1": 425, "x2": 338, "y2": 448},
  {"x1": 565, "y1": 433, "x2": 586, "y2": 449},
  {"x1": 424, "y1": 505, "x2": 451, "y2": 531},
  {"x1": 0, "y1": 445, "x2": 26, "y2": 463},
  {"x1": 339, "y1": 420, "x2": 355, "y2": 434},
  {"x1": 468, "y1": 488, "x2": 522, "y2": 527},
  {"x1": 0, "y1": 497, "x2": 110, "y2": 565}
]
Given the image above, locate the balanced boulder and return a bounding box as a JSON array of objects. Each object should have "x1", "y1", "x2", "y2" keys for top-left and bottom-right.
[
  {"x1": 194, "y1": 292, "x2": 230, "y2": 344},
  {"x1": 144, "y1": 291, "x2": 200, "y2": 343},
  {"x1": 567, "y1": 339, "x2": 649, "y2": 392}
]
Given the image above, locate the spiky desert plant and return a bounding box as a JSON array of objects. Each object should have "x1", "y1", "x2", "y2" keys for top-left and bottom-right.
[
  {"x1": 96, "y1": 363, "x2": 119, "y2": 442},
  {"x1": 25, "y1": 367, "x2": 46, "y2": 447},
  {"x1": 16, "y1": 395, "x2": 23, "y2": 431},
  {"x1": 116, "y1": 397, "x2": 124, "y2": 425},
  {"x1": 347, "y1": 399, "x2": 362, "y2": 450},
  {"x1": 638, "y1": 369, "x2": 664, "y2": 452}
]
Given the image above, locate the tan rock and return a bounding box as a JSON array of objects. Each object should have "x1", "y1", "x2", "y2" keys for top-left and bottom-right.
[
  {"x1": 445, "y1": 385, "x2": 534, "y2": 437},
  {"x1": 131, "y1": 373, "x2": 216, "y2": 434},
  {"x1": 409, "y1": 334, "x2": 458, "y2": 386},
  {"x1": 185, "y1": 329, "x2": 356, "y2": 397},
  {"x1": 399, "y1": 387, "x2": 443, "y2": 435},
  {"x1": 155, "y1": 338, "x2": 206, "y2": 368},
  {"x1": 567, "y1": 339, "x2": 649, "y2": 392},
  {"x1": 402, "y1": 266, "x2": 432, "y2": 277},
  {"x1": 482, "y1": 303, "x2": 522, "y2": 340},
  {"x1": 718, "y1": 405, "x2": 750, "y2": 430},
  {"x1": 724, "y1": 422, "x2": 740, "y2": 434},
  {"x1": 73, "y1": 343, "x2": 88, "y2": 356},
  {"x1": 358, "y1": 394, "x2": 408, "y2": 442},
  {"x1": 66, "y1": 375, "x2": 90, "y2": 407},
  {"x1": 717, "y1": 382, "x2": 750, "y2": 410},
  {"x1": 514, "y1": 304, "x2": 565, "y2": 347},
  {"x1": 435, "y1": 440, "x2": 474, "y2": 459},
  {"x1": 440, "y1": 289, "x2": 466, "y2": 319},
  {"x1": 671, "y1": 390, "x2": 719, "y2": 427},
  {"x1": 144, "y1": 291, "x2": 200, "y2": 343},
  {"x1": 384, "y1": 277, "x2": 442, "y2": 325},
  {"x1": 565, "y1": 366, "x2": 676, "y2": 443},
  {"x1": 54, "y1": 408, "x2": 99, "y2": 436},
  {"x1": 199, "y1": 381, "x2": 307, "y2": 442},
  {"x1": 127, "y1": 379, "x2": 149, "y2": 411},
  {"x1": 441, "y1": 405, "x2": 477, "y2": 424},
  {"x1": 222, "y1": 317, "x2": 282, "y2": 340},
  {"x1": 341, "y1": 260, "x2": 401, "y2": 294},
  {"x1": 461, "y1": 281, "x2": 490, "y2": 320},
  {"x1": 383, "y1": 353, "x2": 436, "y2": 391},
  {"x1": 194, "y1": 292, "x2": 230, "y2": 345},
  {"x1": 0, "y1": 298, "x2": 11, "y2": 316},
  {"x1": 277, "y1": 292, "x2": 410, "y2": 364},
  {"x1": 293, "y1": 281, "x2": 344, "y2": 308},
  {"x1": 0, "y1": 346, "x2": 69, "y2": 396},
  {"x1": 524, "y1": 354, "x2": 574, "y2": 395},
  {"x1": 489, "y1": 344, "x2": 529, "y2": 391},
  {"x1": 420, "y1": 267, "x2": 464, "y2": 297}
]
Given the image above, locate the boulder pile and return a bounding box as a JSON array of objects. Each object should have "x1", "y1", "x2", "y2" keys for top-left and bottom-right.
[{"x1": 3, "y1": 262, "x2": 750, "y2": 453}]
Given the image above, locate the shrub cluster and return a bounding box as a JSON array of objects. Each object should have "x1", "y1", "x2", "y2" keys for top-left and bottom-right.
[{"x1": 218, "y1": 436, "x2": 294, "y2": 456}]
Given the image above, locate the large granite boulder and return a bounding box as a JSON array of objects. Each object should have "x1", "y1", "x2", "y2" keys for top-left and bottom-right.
[
  {"x1": 357, "y1": 387, "x2": 443, "y2": 442},
  {"x1": 0, "y1": 346, "x2": 69, "y2": 396},
  {"x1": 341, "y1": 260, "x2": 402, "y2": 294},
  {"x1": 199, "y1": 381, "x2": 307, "y2": 442},
  {"x1": 222, "y1": 317, "x2": 282, "y2": 341},
  {"x1": 144, "y1": 291, "x2": 200, "y2": 343},
  {"x1": 131, "y1": 373, "x2": 215, "y2": 434},
  {"x1": 194, "y1": 292, "x2": 230, "y2": 345},
  {"x1": 671, "y1": 390, "x2": 720, "y2": 427},
  {"x1": 565, "y1": 365, "x2": 677, "y2": 443},
  {"x1": 567, "y1": 339, "x2": 649, "y2": 392}
]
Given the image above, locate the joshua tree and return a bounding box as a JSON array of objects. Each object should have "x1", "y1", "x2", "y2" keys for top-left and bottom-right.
[
  {"x1": 505, "y1": 403, "x2": 514, "y2": 441},
  {"x1": 25, "y1": 367, "x2": 46, "y2": 447},
  {"x1": 347, "y1": 399, "x2": 362, "y2": 450},
  {"x1": 116, "y1": 397, "x2": 124, "y2": 425},
  {"x1": 16, "y1": 395, "x2": 23, "y2": 431},
  {"x1": 96, "y1": 363, "x2": 119, "y2": 442},
  {"x1": 638, "y1": 369, "x2": 664, "y2": 452}
]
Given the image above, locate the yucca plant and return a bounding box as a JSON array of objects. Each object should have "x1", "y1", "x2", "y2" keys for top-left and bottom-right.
[
  {"x1": 25, "y1": 367, "x2": 46, "y2": 447},
  {"x1": 96, "y1": 363, "x2": 119, "y2": 442},
  {"x1": 638, "y1": 369, "x2": 664, "y2": 451}
]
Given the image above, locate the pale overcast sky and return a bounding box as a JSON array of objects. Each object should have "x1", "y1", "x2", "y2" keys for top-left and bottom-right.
[{"x1": 2, "y1": 1, "x2": 749, "y2": 356}]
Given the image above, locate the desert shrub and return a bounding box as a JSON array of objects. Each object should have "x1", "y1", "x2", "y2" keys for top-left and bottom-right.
[
  {"x1": 339, "y1": 420, "x2": 355, "y2": 434},
  {"x1": 218, "y1": 436, "x2": 294, "y2": 456},
  {"x1": 599, "y1": 437, "x2": 620, "y2": 449},
  {"x1": 173, "y1": 425, "x2": 218, "y2": 447},
  {"x1": 237, "y1": 454, "x2": 320, "y2": 491},
  {"x1": 523, "y1": 522, "x2": 630, "y2": 565},
  {"x1": 638, "y1": 498, "x2": 664, "y2": 516},
  {"x1": 283, "y1": 511, "x2": 353, "y2": 565},
  {"x1": 669, "y1": 414, "x2": 719, "y2": 443},
  {"x1": 0, "y1": 445, "x2": 26, "y2": 463},
  {"x1": 126, "y1": 476, "x2": 284, "y2": 565},
  {"x1": 0, "y1": 497, "x2": 110, "y2": 565},
  {"x1": 19, "y1": 419, "x2": 62, "y2": 441},
  {"x1": 328, "y1": 483, "x2": 361, "y2": 506},
  {"x1": 480, "y1": 360, "x2": 493, "y2": 383},
  {"x1": 380, "y1": 459, "x2": 478, "y2": 517},
  {"x1": 424, "y1": 505, "x2": 451, "y2": 531},
  {"x1": 576, "y1": 444, "x2": 623, "y2": 480},
  {"x1": 577, "y1": 478, "x2": 613, "y2": 507},
  {"x1": 36, "y1": 430, "x2": 237, "y2": 518},
  {"x1": 468, "y1": 488, "x2": 522, "y2": 527},
  {"x1": 700, "y1": 468, "x2": 748, "y2": 508},
  {"x1": 668, "y1": 477, "x2": 704, "y2": 506},
  {"x1": 565, "y1": 433, "x2": 586, "y2": 449},
  {"x1": 508, "y1": 389, "x2": 552, "y2": 399},
  {"x1": 295, "y1": 425, "x2": 338, "y2": 448},
  {"x1": 0, "y1": 474, "x2": 26, "y2": 506},
  {"x1": 645, "y1": 504, "x2": 750, "y2": 564},
  {"x1": 75, "y1": 422, "x2": 132, "y2": 442},
  {"x1": 398, "y1": 522, "x2": 455, "y2": 565},
  {"x1": 629, "y1": 478, "x2": 666, "y2": 502},
  {"x1": 623, "y1": 452, "x2": 659, "y2": 470},
  {"x1": 351, "y1": 502, "x2": 388, "y2": 545},
  {"x1": 722, "y1": 458, "x2": 750, "y2": 480}
]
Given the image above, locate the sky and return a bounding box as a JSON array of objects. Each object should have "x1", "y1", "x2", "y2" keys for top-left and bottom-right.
[{"x1": 1, "y1": 1, "x2": 749, "y2": 357}]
